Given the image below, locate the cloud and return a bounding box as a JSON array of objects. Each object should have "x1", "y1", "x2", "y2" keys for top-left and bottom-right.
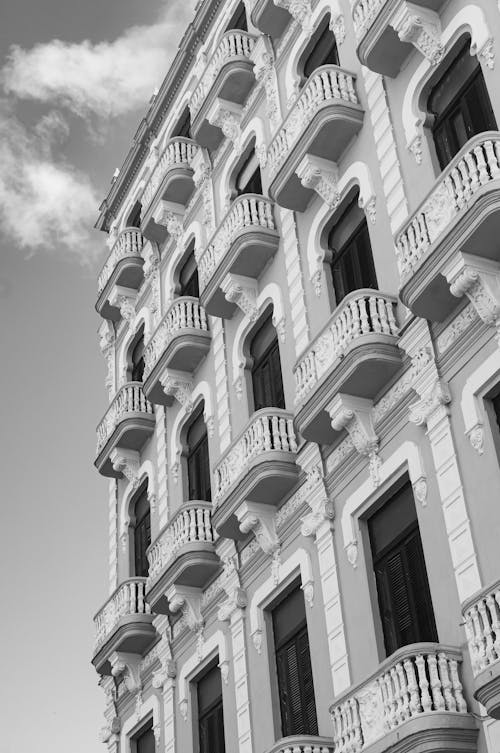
[
  {"x1": 1, "y1": 0, "x2": 198, "y2": 121},
  {"x1": 0, "y1": 102, "x2": 101, "y2": 263}
]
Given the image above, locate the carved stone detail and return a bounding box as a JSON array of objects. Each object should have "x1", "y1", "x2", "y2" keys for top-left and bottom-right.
[
  {"x1": 153, "y1": 200, "x2": 184, "y2": 239},
  {"x1": 221, "y1": 273, "x2": 259, "y2": 320},
  {"x1": 167, "y1": 585, "x2": 204, "y2": 660},
  {"x1": 237, "y1": 502, "x2": 280, "y2": 556},
  {"x1": 110, "y1": 448, "x2": 140, "y2": 487},
  {"x1": 296, "y1": 154, "x2": 339, "y2": 208},
  {"x1": 391, "y1": 1, "x2": 443, "y2": 64},
  {"x1": 468, "y1": 424, "x2": 485, "y2": 455},
  {"x1": 328, "y1": 394, "x2": 381, "y2": 487},
  {"x1": 275, "y1": 0, "x2": 312, "y2": 31},
  {"x1": 297, "y1": 443, "x2": 334, "y2": 538},
  {"x1": 207, "y1": 99, "x2": 243, "y2": 153},
  {"x1": 329, "y1": 13, "x2": 346, "y2": 44},
  {"x1": 109, "y1": 651, "x2": 142, "y2": 694},
  {"x1": 159, "y1": 369, "x2": 194, "y2": 410},
  {"x1": 252, "y1": 41, "x2": 279, "y2": 125},
  {"x1": 109, "y1": 285, "x2": 136, "y2": 322}
]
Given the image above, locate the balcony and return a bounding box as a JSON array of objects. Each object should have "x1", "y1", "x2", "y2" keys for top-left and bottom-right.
[
  {"x1": 266, "y1": 738, "x2": 334, "y2": 753},
  {"x1": 267, "y1": 66, "x2": 363, "y2": 211},
  {"x1": 250, "y1": 0, "x2": 290, "y2": 38},
  {"x1": 330, "y1": 644, "x2": 477, "y2": 753},
  {"x1": 294, "y1": 290, "x2": 400, "y2": 442},
  {"x1": 143, "y1": 298, "x2": 210, "y2": 404},
  {"x1": 190, "y1": 31, "x2": 257, "y2": 151},
  {"x1": 92, "y1": 578, "x2": 155, "y2": 675},
  {"x1": 95, "y1": 382, "x2": 155, "y2": 477},
  {"x1": 352, "y1": 0, "x2": 445, "y2": 77},
  {"x1": 198, "y1": 195, "x2": 279, "y2": 317},
  {"x1": 141, "y1": 138, "x2": 198, "y2": 244},
  {"x1": 146, "y1": 502, "x2": 218, "y2": 614},
  {"x1": 212, "y1": 409, "x2": 298, "y2": 538},
  {"x1": 463, "y1": 579, "x2": 500, "y2": 719},
  {"x1": 96, "y1": 228, "x2": 144, "y2": 321},
  {"x1": 397, "y1": 133, "x2": 500, "y2": 320}
]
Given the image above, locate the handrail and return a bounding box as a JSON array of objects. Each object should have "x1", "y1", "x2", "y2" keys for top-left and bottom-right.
[
  {"x1": 96, "y1": 382, "x2": 154, "y2": 454},
  {"x1": 142, "y1": 137, "x2": 198, "y2": 212},
  {"x1": 93, "y1": 577, "x2": 150, "y2": 650},
  {"x1": 97, "y1": 228, "x2": 144, "y2": 295}
]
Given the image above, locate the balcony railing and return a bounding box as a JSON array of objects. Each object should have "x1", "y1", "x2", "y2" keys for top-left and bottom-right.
[
  {"x1": 213, "y1": 409, "x2": 297, "y2": 507},
  {"x1": 330, "y1": 644, "x2": 468, "y2": 752},
  {"x1": 198, "y1": 195, "x2": 276, "y2": 293},
  {"x1": 463, "y1": 579, "x2": 500, "y2": 677},
  {"x1": 268, "y1": 66, "x2": 359, "y2": 182},
  {"x1": 143, "y1": 298, "x2": 209, "y2": 380},
  {"x1": 96, "y1": 382, "x2": 154, "y2": 455},
  {"x1": 94, "y1": 578, "x2": 150, "y2": 651},
  {"x1": 266, "y1": 738, "x2": 334, "y2": 753},
  {"x1": 141, "y1": 138, "x2": 198, "y2": 213},
  {"x1": 190, "y1": 31, "x2": 257, "y2": 118},
  {"x1": 97, "y1": 228, "x2": 144, "y2": 295},
  {"x1": 147, "y1": 502, "x2": 215, "y2": 584},
  {"x1": 294, "y1": 290, "x2": 399, "y2": 405},
  {"x1": 396, "y1": 134, "x2": 500, "y2": 285}
]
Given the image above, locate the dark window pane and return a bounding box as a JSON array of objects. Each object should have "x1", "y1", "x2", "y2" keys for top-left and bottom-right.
[
  {"x1": 179, "y1": 252, "x2": 199, "y2": 297},
  {"x1": 136, "y1": 726, "x2": 155, "y2": 753},
  {"x1": 235, "y1": 151, "x2": 262, "y2": 196},
  {"x1": 134, "y1": 490, "x2": 151, "y2": 578},
  {"x1": 131, "y1": 337, "x2": 145, "y2": 382},
  {"x1": 303, "y1": 17, "x2": 339, "y2": 78},
  {"x1": 187, "y1": 412, "x2": 211, "y2": 501},
  {"x1": 172, "y1": 108, "x2": 192, "y2": 138},
  {"x1": 329, "y1": 214, "x2": 377, "y2": 304},
  {"x1": 198, "y1": 664, "x2": 225, "y2": 753},
  {"x1": 492, "y1": 394, "x2": 500, "y2": 433},
  {"x1": 226, "y1": 2, "x2": 247, "y2": 31},
  {"x1": 251, "y1": 315, "x2": 285, "y2": 411},
  {"x1": 369, "y1": 484, "x2": 437, "y2": 656}
]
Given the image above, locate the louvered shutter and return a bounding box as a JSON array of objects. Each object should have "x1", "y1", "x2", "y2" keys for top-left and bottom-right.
[
  {"x1": 404, "y1": 531, "x2": 438, "y2": 644},
  {"x1": 134, "y1": 509, "x2": 150, "y2": 577},
  {"x1": 136, "y1": 726, "x2": 155, "y2": 753},
  {"x1": 374, "y1": 547, "x2": 412, "y2": 656},
  {"x1": 276, "y1": 626, "x2": 318, "y2": 737}
]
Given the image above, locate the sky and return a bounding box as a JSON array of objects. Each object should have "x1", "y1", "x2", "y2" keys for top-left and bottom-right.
[{"x1": 0, "y1": 2, "x2": 196, "y2": 751}]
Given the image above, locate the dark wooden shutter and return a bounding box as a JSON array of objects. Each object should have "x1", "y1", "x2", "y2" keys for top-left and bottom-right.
[
  {"x1": 303, "y1": 16, "x2": 339, "y2": 78},
  {"x1": 136, "y1": 725, "x2": 155, "y2": 753},
  {"x1": 492, "y1": 394, "x2": 500, "y2": 433},
  {"x1": 276, "y1": 626, "x2": 318, "y2": 737},
  {"x1": 179, "y1": 252, "x2": 199, "y2": 297},
  {"x1": 134, "y1": 490, "x2": 151, "y2": 577},
  {"x1": 131, "y1": 336, "x2": 145, "y2": 382},
  {"x1": 198, "y1": 664, "x2": 225, "y2": 753},
  {"x1": 187, "y1": 412, "x2": 211, "y2": 501},
  {"x1": 251, "y1": 327, "x2": 285, "y2": 411}
]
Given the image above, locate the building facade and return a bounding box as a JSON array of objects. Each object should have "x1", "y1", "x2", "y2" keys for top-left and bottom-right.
[{"x1": 91, "y1": 1, "x2": 500, "y2": 752}]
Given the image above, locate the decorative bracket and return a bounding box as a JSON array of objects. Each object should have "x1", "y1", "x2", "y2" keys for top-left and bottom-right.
[
  {"x1": 297, "y1": 443, "x2": 334, "y2": 537},
  {"x1": 274, "y1": 0, "x2": 312, "y2": 33},
  {"x1": 151, "y1": 615, "x2": 176, "y2": 689},
  {"x1": 110, "y1": 448, "x2": 140, "y2": 486},
  {"x1": 296, "y1": 154, "x2": 339, "y2": 208},
  {"x1": 159, "y1": 368, "x2": 194, "y2": 411},
  {"x1": 221, "y1": 273, "x2": 259, "y2": 320},
  {"x1": 153, "y1": 200, "x2": 184, "y2": 240},
  {"x1": 443, "y1": 252, "x2": 500, "y2": 345},
  {"x1": 167, "y1": 585, "x2": 204, "y2": 659},
  {"x1": 109, "y1": 651, "x2": 142, "y2": 694},
  {"x1": 328, "y1": 394, "x2": 381, "y2": 487},
  {"x1": 109, "y1": 285, "x2": 136, "y2": 322},
  {"x1": 329, "y1": 11, "x2": 346, "y2": 45},
  {"x1": 391, "y1": 1, "x2": 443, "y2": 64},
  {"x1": 252, "y1": 38, "x2": 279, "y2": 127},
  {"x1": 207, "y1": 99, "x2": 243, "y2": 153},
  {"x1": 237, "y1": 502, "x2": 281, "y2": 582}
]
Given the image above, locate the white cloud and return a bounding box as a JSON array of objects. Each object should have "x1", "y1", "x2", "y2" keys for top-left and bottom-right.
[
  {"x1": 0, "y1": 102, "x2": 101, "y2": 262},
  {"x1": 1, "y1": 0, "x2": 198, "y2": 121}
]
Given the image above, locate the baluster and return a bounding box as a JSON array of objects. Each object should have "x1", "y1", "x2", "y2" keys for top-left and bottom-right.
[
  {"x1": 458, "y1": 158, "x2": 472, "y2": 202},
  {"x1": 474, "y1": 144, "x2": 489, "y2": 184},
  {"x1": 350, "y1": 298, "x2": 362, "y2": 337},
  {"x1": 204, "y1": 508, "x2": 212, "y2": 540},
  {"x1": 269, "y1": 415, "x2": 278, "y2": 450},
  {"x1": 471, "y1": 602, "x2": 487, "y2": 670},
  {"x1": 369, "y1": 296, "x2": 381, "y2": 333},
  {"x1": 448, "y1": 657, "x2": 467, "y2": 712},
  {"x1": 415, "y1": 653, "x2": 432, "y2": 712},
  {"x1": 346, "y1": 74, "x2": 357, "y2": 103},
  {"x1": 428, "y1": 653, "x2": 445, "y2": 710},
  {"x1": 287, "y1": 419, "x2": 297, "y2": 452},
  {"x1": 357, "y1": 296, "x2": 369, "y2": 334},
  {"x1": 137, "y1": 581, "x2": 145, "y2": 613},
  {"x1": 279, "y1": 417, "x2": 289, "y2": 451},
  {"x1": 384, "y1": 670, "x2": 397, "y2": 728},
  {"x1": 437, "y1": 653, "x2": 456, "y2": 711},
  {"x1": 478, "y1": 597, "x2": 496, "y2": 665},
  {"x1": 390, "y1": 665, "x2": 404, "y2": 723},
  {"x1": 487, "y1": 591, "x2": 500, "y2": 660},
  {"x1": 403, "y1": 657, "x2": 421, "y2": 716},
  {"x1": 189, "y1": 508, "x2": 197, "y2": 541},
  {"x1": 385, "y1": 300, "x2": 398, "y2": 335},
  {"x1": 396, "y1": 660, "x2": 410, "y2": 720}
]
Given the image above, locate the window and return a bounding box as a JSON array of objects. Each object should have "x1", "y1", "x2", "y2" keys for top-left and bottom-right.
[
  {"x1": 328, "y1": 195, "x2": 377, "y2": 305},
  {"x1": 272, "y1": 586, "x2": 318, "y2": 738},
  {"x1": 198, "y1": 663, "x2": 225, "y2": 753},
  {"x1": 226, "y1": 2, "x2": 247, "y2": 31},
  {"x1": 127, "y1": 201, "x2": 142, "y2": 229},
  {"x1": 178, "y1": 251, "x2": 199, "y2": 297},
  {"x1": 492, "y1": 393, "x2": 500, "y2": 434},
  {"x1": 303, "y1": 15, "x2": 339, "y2": 79},
  {"x1": 131, "y1": 336, "x2": 145, "y2": 382},
  {"x1": 133, "y1": 488, "x2": 151, "y2": 578},
  {"x1": 186, "y1": 409, "x2": 211, "y2": 501},
  {"x1": 134, "y1": 721, "x2": 155, "y2": 753},
  {"x1": 429, "y1": 41, "x2": 496, "y2": 169},
  {"x1": 368, "y1": 483, "x2": 438, "y2": 657},
  {"x1": 235, "y1": 150, "x2": 262, "y2": 196},
  {"x1": 172, "y1": 107, "x2": 192, "y2": 139},
  {"x1": 251, "y1": 315, "x2": 285, "y2": 411}
]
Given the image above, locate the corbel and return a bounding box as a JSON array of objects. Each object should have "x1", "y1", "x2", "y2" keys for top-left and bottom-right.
[
  {"x1": 159, "y1": 368, "x2": 194, "y2": 410},
  {"x1": 220, "y1": 273, "x2": 259, "y2": 320},
  {"x1": 296, "y1": 154, "x2": 339, "y2": 208},
  {"x1": 152, "y1": 200, "x2": 184, "y2": 241},
  {"x1": 236, "y1": 501, "x2": 281, "y2": 582},
  {"x1": 207, "y1": 98, "x2": 243, "y2": 153},
  {"x1": 167, "y1": 585, "x2": 204, "y2": 659},
  {"x1": 109, "y1": 651, "x2": 142, "y2": 694},
  {"x1": 390, "y1": 1, "x2": 443, "y2": 64},
  {"x1": 296, "y1": 442, "x2": 334, "y2": 537},
  {"x1": 108, "y1": 285, "x2": 137, "y2": 322},
  {"x1": 216, "y1": 538, "x2": 247, "y2": 624},
  {"x1": 328, "y1": 394, "x2": 381, "y2": 487}
]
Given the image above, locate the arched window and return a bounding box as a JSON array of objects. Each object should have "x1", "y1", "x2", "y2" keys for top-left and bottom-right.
[
  {"x1": 250, "y1": 314, "x2": 285, "y2": 411},
  {"x1": 133, "y1": 488, "x2": 151, "y2": 578},
  {"x1": 327, "y1": 193, "x2": 377, "y2": 305},
  {"x1": 130, "y1": 334, "x2": 145, "y2": 382},
  {"x1": 226, "y1": 2, "x2": 247, "y2": 31},
  {"x1": 178, "y1": 249, "x2": 200, "y2": 298},
  {"x1": 172, "y1": 107, "x2": 192, "y2": 139},
  {"x1": 186, "y1": 408, "x2": 211, "y2": 501},
  {"x1": 235, "y1": 148, "x2": 262, "y2": 197},
  {"x1": 301, "y1": 15, "x2": 339, "y2": 80},
  {"x1": 428, "y1": 40, "x2": 496, "y2": 169}
]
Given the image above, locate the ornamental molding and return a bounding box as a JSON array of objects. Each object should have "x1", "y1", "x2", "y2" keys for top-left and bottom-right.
[
  {"x1": 236, "y1": 501, "x2": 281, "y2": 582},
  {"x1": 391, "y1": 1, "x2": 443, "y2": 64},
  {"x1": 216, "y1": 540, "x2": 248, "y2": 623},
  {"x1": 443, "y1": 252, "x2": 500, "y2": 344},
  {"x1": 296, "y1": 443, "x2": 334, "y2": 537},
  {"x1": 109, "y1": 651, "x2": 142, "y2": 694},
  {"x1": 152, "y1": 200, "x2": 184, "y2": 240},
  {"x1": 221, "y1": 273, "x2": 259, "y2": 320},
  {"x1": 296, "y1": 154, "x2": 340, "y2": 208},
  {"x1": 151, "y1": 616, "x2": 177, "y2": 689},
  {"x1": 207, "y1": 98, "x2": 243, "y2": 153},
  {"x1": 108, "y1": 285, "x2": 137, "y2": 322},
  {"x1": 159, "y1": 369, "x2": 194, "y2": 411},
  {"x1": 167, "y1": 585, "x2": 205, "y2": 660},
  {"x1": 328, "y1": 394, "x2": 381, "y2": 487},
  {"x1": 329, "y1": 12, "x2": 346, "y2": 45},
  {"x1": 110, "y1": 448, "x2": 140, "y2": 488},
  {"x1": 252, "y1": 38, "x2": 279, "y2": 126},
  {"x1": 275, "y1": 0, "x2": 312, "y2": 32}
]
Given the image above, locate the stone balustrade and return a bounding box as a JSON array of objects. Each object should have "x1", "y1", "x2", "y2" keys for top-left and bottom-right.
[
  {"x1": 143, "y1": 297, "x2": 209, "y2": 379},
  {"x1": 141, "y1": 138, "x2": 198, "y2": 212},
  {"x1": 147, "y1": 502, "x2": 215, "y2": 584},
  {"x1": 198, "y1": 194, "x2": 276, "y2": 292},
  {"x1": 330, "y1": 644, "x2": 467, "y2": 753},
  {"x1": 97, "y1": 228, "x2": 144, "y2": 295},
  {"x1": 96, "y1": 382, "x2": 154, "y2": 454},
  {"x1": 213, "y1": 409, "x2": 297, "y2": 507},
  {"x1": 463, "y1": 579, "x2": 500, "y2": 677},
  {"x1": 190, "y1": 31, "x2": 256, "y2": 117},
  {"x1": 94, "y1": 578, "x2": 150, "y2": 651},
  {"x1": 267, "y1": 66, "x2": 359, "y2": 181},
  {"x1": 396, "y1": 133, "x2": 500, "y2": 284},
  {"x1": 267, "y1": 738, "x2": 334, "y2": 753},
  {"x1": 351, "y1": 0, "x2": 385, "y2": 40},
  {"x1": 294, "y1": 290, "x2": 399, "y2": 405}
]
